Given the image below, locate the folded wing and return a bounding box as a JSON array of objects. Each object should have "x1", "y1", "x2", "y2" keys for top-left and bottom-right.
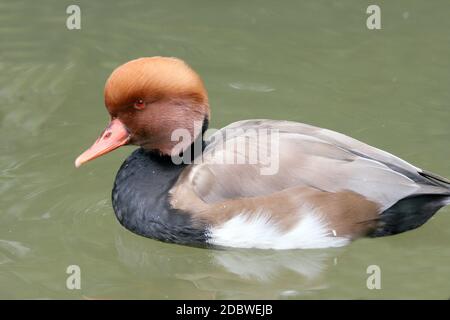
[{"x1": 178, "y1": 120, "x2": 447, "y2": 211}]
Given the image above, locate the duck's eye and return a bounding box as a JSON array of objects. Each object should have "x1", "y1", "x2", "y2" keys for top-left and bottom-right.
[{"x1": 133, "y1": 99, "x2": 145, "y2": 110}]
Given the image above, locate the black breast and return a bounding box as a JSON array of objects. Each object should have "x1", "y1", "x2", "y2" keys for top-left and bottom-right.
[{"x1": 111, "y1": 148, "x2": 208, "y2": 246}]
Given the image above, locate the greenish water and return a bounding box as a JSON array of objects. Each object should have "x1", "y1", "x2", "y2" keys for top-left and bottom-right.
[{"x1": 1, "y1": 0, "x2": 449, "y2": 299}]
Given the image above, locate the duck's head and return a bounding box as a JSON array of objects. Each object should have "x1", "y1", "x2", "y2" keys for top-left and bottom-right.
[{"x1": 75, "y1": 57, "x2": 209, "y2": 167}]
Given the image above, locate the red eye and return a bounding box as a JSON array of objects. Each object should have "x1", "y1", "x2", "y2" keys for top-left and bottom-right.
[{"x1": 134, "y1": 99, "x2": 145, "y2": 110}]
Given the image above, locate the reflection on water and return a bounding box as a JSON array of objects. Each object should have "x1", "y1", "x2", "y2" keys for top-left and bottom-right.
[
  {"x1": 0, "y1": 0, "x2": 449, "y2": 299},
  {"x1": 113, "y1": 234, "x2": 343, "y2": 299}
]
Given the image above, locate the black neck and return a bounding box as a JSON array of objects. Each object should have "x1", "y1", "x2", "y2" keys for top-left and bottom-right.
[{"x1": 111, "y1": 118, "x2": 210, "y2": 246}]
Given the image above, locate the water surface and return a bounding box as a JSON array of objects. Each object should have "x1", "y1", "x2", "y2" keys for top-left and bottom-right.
[{"x1": 0, "y1": 0, "x2": 449, "y2": 299}]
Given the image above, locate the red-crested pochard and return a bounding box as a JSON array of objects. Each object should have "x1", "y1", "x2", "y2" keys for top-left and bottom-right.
[{"x1": 75, "y1": 57, "x2": 450, "y2": 249}]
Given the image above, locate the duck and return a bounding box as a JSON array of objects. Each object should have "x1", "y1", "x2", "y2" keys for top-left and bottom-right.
[{"x1": 75, "y1": 57, "x2": 450, "y2": 250}]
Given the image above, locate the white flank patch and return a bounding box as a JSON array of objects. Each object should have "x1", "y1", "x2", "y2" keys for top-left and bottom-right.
[{"x1": 208, "y1": 210, "x2": 350, "y2": 250}]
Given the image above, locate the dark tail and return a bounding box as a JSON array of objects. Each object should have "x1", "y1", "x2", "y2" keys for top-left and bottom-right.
[
  {"x1": 370, "y1": 193, "x2": 449, "y2": 237},
  {"x1": 365, "y1": 167, "x2": 450, "y2": 237}
]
